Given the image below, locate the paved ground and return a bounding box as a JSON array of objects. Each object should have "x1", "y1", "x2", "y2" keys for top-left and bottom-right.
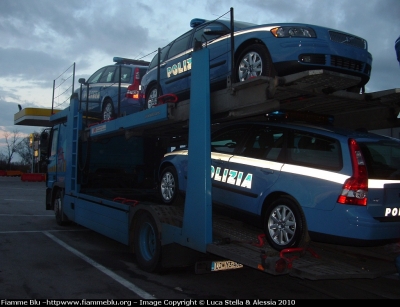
[{"x1": 1, "y1": 176, "x2": 399, "y2": 300}]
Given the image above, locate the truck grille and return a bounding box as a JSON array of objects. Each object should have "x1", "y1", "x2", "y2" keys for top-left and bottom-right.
[
  {"x1": 331, "y1": 56, "x2": 363, "y2": 72},
  {"x1": 329, "y1": 31, "x2": 366, "y2": 49}
]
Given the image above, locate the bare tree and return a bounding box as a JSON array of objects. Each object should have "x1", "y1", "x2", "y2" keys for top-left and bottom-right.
[
  {"x1": 0, "y1": 152, "x2": 7, "y2": 169},
  {"x1": 16, "y1": 134, "x2": 35, "y2": 167},
  {"x1": 4, "y1": 129, "x2": 21, "y2": 169}
]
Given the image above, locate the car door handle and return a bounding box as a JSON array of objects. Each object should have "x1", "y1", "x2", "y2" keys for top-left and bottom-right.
[
  {"x1": 261, "y1": 169, "x2": 274, "y2": 175},
  {"x1": 214, "y1": 160, "x2": 225, "y2": 165},
  {"x1": 160, "y1": 62, "x2": 166, "y2": 67}
]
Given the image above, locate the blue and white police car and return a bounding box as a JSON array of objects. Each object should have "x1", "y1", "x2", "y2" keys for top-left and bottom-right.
[
  {"x1": 141, "y1": 18, "x2": 372, "y2": 109},
  {"x1": 77, "y1": 57, "x2": 149, "y2": 121},
  {"x1": 158, "y1": 111, "x2": 400, "y2": 251}
]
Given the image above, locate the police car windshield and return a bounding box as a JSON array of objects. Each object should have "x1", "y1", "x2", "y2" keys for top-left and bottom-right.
[{"x1": 234, "y1": 20, "x2": 257, "y2": 30}]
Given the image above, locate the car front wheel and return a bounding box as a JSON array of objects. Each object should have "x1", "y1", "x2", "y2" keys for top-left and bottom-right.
[
  {"x1": 159, "y1": 166, "x2": 184, "y2": 206},
  {"x1": 236, "y1": 44, "x2": 275, "y2": 82},
  {"x1": 263, "y1": 196, "x2": 306, "y2": 251}
]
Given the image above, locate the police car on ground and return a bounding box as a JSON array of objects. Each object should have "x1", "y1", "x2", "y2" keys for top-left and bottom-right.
[
  {"x1": 158, "y1": 111, "x2": 400, "y2": 251},
  {"x1": 141, "y1": 18, "x2": 372, "y2": 109}
]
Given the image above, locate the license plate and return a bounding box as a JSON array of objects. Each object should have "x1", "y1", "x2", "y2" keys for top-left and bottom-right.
[{"x1": 211, "y1": 260, "x2": 243, "y2": 271}]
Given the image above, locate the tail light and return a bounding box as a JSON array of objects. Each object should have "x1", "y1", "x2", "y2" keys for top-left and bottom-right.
[
  {"x1": 125, "y1": 67, "x2": 141, "y2": 99},
  {"x1": 337, "y1": 139, "x2": 368, "y2": 206}
]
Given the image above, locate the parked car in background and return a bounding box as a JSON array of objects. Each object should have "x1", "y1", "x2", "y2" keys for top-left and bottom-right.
[
  {"x1": 77, "y1": 57, "x2": 149, "y2": 121},
  {"x1": 158, "y1": 110, "x2": 400, "y2": 251},
  {"x1": 396, "y1": 35, "x2": 400, "y2": 66},
  {"x1": 141, "y1": 18, "x2": 372, "y2": 109}
]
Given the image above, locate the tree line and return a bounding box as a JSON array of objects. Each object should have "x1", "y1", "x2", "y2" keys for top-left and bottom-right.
[{"x1": 0, "y1": 129, "x2": 45, "y2": 172}]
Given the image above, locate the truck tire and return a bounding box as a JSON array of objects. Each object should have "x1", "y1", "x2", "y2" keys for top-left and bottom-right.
[
  {"x1": 263, "y1": 196, "x2": 306, "y2": 251},
  {"x1": 54, "y1": 189, "x2": 70, "y2": 226},
  {"x1": 133, "y1": 212, "x2": 162, "y2": 272}
]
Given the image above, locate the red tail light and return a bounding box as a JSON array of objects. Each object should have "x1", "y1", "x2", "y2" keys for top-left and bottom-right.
[
  {"x1": 337, "y1": 139, "x2": 368, "y2": 206},
  {"x1": 125, "y1": 68, "x2": 141, "y2": 99}
]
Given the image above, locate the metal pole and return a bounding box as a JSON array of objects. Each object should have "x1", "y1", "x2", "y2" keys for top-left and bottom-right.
[
  {"x1": 31, "y1": 145, "x2": 34, "y2": 173},
  {"x1": 157, "y1": 48, "x2": 161, "y2": 98},
  {"x1": 230, "y1": 7, "x2": 235, "y2": 84},
  {"x1": 51, "y1": 80, "x2": 55, "y2": 114},
  {"x1": 118, "y1": 64, "x2": 121, "y2": 117},
  {"x1": 72, "y1": 62, "x2": 75, "y2": 94}
]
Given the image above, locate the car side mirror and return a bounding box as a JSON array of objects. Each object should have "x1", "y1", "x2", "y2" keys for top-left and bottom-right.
[{"x1": 203, "y1": 25, "x2": 229, "y2": 36}]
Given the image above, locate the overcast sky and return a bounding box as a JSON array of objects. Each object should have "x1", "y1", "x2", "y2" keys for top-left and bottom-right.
[{"x1": 1, "y1": 0, "x2": 400, "y2": 160}]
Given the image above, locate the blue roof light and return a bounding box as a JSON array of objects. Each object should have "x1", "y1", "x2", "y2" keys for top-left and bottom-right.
[
  {"x1": 190, "y1": 18, "x2": 207, "y2": 28},
  {"x1": 265, "y1": 110, "x2": 334, "y2": 125}
]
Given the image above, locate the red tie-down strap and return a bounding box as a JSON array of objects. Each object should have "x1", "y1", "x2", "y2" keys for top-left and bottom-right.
[
  {"x1": 280, "y1": 247, "x2": 320, "y2": 269},
  {"x1": 156, "y1": 93, "x2": 178, "y2": 106},
  {"x1": 113, "y1": 197, "x2": 139, "y2": 206}
]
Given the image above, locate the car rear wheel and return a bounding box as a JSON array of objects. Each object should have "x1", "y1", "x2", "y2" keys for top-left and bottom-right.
[
  {"x1": 159, "y1": 166, "x2": 184, "y2": 206},
  {"x1": 145, "y1": 84, "x2": 162, "y2": 109},
  {"x1": 102, "y1": 99, "x2": 114, "y2": 121},
  {"x1": 236, "y1": 44, "x2": 275, "y2": 82},
  {"x1": 263, "y1": 196, "x2": 306, "y2": 251}
]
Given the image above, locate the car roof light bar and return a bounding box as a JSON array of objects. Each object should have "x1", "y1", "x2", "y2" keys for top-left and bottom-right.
[
  {"x1": 265, "y1": 110, "x2": 334, "y2": 125},
  {"x1": 113, "y1": 57, "x2": 150, "y2": 66},
  {"x1": 190, "y1": 18, "x2": 207, "y2": 28}
]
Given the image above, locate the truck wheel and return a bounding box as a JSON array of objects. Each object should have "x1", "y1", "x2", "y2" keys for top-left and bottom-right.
[
  {"x1": 263, "y1": 196, "x2": 305, "y2": 251},
  {"x1": 145, "y1": 84, "x2": 162, "y2": 109},
  {"x1": 54, "y1": 190, "x2": 70, "y2": 226},
  {"x1": 236, "y1": 44, "x2": 275, "y2": 82},
  {"x1": 102, "y1": 99, "x2": 115, "y2": 121},
  {"x1": 133, "y1": 212, "x2": 162, "y2": 272}
]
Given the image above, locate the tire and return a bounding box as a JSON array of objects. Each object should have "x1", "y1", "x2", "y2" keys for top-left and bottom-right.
[
  {"x1": 102, "y1": 99, "x2": 114, "y2": 121},
  {"x1": 54, "y1": 189, "x2": 69, "y2": 226},
  {"x1": 145, "y1": 84, "x2": 162, "y2": 109},
  {"x1": 159, "y1": 166, "x2": 184, "y2": 206},
  {"x1": 236, "y1": 44, "x2": 275, "y2": 82},
  {"x1": 133, "y1": 212, "x2": 162, "y2": 272},
  {"x1": 263, "y1": 196, "x2": 306, "y2": 251}
]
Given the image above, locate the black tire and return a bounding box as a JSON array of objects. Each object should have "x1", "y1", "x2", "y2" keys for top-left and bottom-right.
[
  {"x1": 236, "y1": 44, "x2": 275, "y2": 82},
  {"x1": 145, "y1": 84, "x2": 162, "y2": 109},
  {"x1": 159, "y1": 166, "x2": 184, "y2": 206},
  {"x1": 102, "y1": 99, "x2": 114, "y2": 121},
  {"x1": 263, "y1": 196, "x2": 306, "y2": 251},
  {"x1": 54, "y1": 189, "x2": 70, "y2": 226},
  {"x1": 133, "y1": 212, "x2": 162, "y2": 272}
]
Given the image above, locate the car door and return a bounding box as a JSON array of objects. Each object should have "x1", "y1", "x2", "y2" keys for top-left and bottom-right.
[
  {"x1": 95, "y1": 65, "x2": 118, "y2": 111},
  {"x1": 222, "y1": 125, "x2": 284, "y2": 215},
  {"x1": 161, "y1": 30, "x2": 192, "y2": 97},
  {"x1": 210, "y1": 124, "x2": 252, "y2": 206},
  {"x1": 80, "y1": 67, "x2": 105, "y2": 113},
  {"x1": 189, "y1": 21, "x2": 230, "y2": 90}
]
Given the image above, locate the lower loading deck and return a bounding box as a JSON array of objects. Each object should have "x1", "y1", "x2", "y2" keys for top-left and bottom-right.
[
  {"x1": 207, "y1": 213, "x2": 399, "y2": 280},
  {"x1": 70, "y1": 185, "x2": 400, "y2": 280}
]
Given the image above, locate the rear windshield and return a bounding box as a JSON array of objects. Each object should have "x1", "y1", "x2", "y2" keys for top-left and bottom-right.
[{"x1": 358, "y1": 140, "x2": 400, "y2": 179}]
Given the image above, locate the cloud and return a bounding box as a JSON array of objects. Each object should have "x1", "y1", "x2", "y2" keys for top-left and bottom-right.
[{"x1": 0, "y1": 0, "x2": 399, "y2": 159}]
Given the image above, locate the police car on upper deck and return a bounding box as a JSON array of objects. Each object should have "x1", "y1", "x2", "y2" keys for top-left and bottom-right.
[
  {"x1": 140, "y1": 18, "x2": 372, "y2": 109},
  {"x1": 158, "y1": 111, "x2": 400, "y2": 251},
  {"x1": 77, "y1": 57, "x2": 149, "y2": 121}
]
